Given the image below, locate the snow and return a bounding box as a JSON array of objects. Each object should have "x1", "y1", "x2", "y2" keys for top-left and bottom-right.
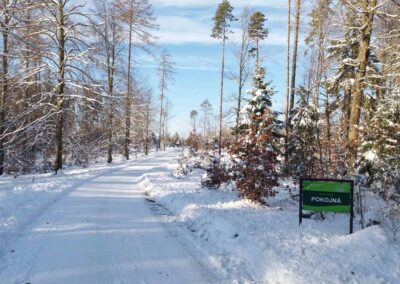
[
  {"x1": 141, "y1": 150, "x2": 400, "y2": 283},
  {"x1": 0, "y1": 151, "x2": 218, "y2": 283},
  {"x1": 364, "y1": 150, "x2": 378, "y2": 162},
  {"x1": 1, "y1": 149, "x2": 399, "y2": 283}
]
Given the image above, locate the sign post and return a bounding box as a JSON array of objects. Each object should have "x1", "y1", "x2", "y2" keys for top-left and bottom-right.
[{"x1": 299, "y1": 178, "x2": 354, "y2": 234}]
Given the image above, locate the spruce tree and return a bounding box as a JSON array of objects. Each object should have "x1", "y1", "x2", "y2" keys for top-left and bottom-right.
[
  {"x1": 288, "y1": 88, "x2": 321, "y2": 177},
  {"x1": 359, "y1": 94, "x2": 400, "y2": 198},
  {"x1": 231, "y1": 67, "x2": 280, "y2": 204}
]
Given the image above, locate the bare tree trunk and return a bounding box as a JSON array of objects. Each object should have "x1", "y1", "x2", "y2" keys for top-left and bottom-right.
[
  {"x1": 218, "y1": 29, "x2": 226, "y2": 156},
  {"x1": 144, "y1": 102, "x2": 150, "y2": 155},
  {"x1": 307, "y1": 48, "x2": 316, "y2": 102},
  {"x1": 107, "y1": 110, "x2": 113, "y2": 163},
  {"x1": 314, "y1": 39, "x2": 324, "y2": 107},
  {"x1": 162, "y1": 104, "x2": 166, "y2": 150},
  {"x1": 23, "y1": 54, "x2": 30, "y2": 174},
  {"x1": 348, "y1": 0, "x2": 376, "y2": 172},
  {"x1": 107, "y1": 46, "x2": 116, "y2": 164},
  {"x1": 0, "y1": 30, "x2": 8, "y2": 175},
  {"x1": 289, "y1": 0, "x2": 300, "y2": 111},
  {"x1": 124, "y1": 3, "x2": 134, "y2": 160},
  {"x1": 54, "y1": 0, "x2": 66, "y2": 173},
  {"x1": 158, "y1": 64, "x2": 165, "y2": 151},
  {"x1": 325, "y1": 94, "x2": 332, "y2": 172},
  {"x1": 284, "y1": 0, "x2": 291, "y2": 172},
  {"x1": 342, "y1": 87, "x2": 352, "y2": 138},
  {"x1": 203, "y1": 111, "x2": 207, "y2": 140},
  {"x1": 0, "y1": 1, "x2": 12, "y2": 175}
]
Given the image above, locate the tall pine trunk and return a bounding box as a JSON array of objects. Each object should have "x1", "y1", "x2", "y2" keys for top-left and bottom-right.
[
  {"x1": 284, "y1": 0, "x2": 291, "y2": 170},
  {"x1": 289, "y1": 0, "x2": 300, "y2": 111},
  {"x1": 218, "y1": 28, "x2": 226, "y2": 156},
  {"x1": 348, "y1": 0, "x2": 376, "y2": 171}
]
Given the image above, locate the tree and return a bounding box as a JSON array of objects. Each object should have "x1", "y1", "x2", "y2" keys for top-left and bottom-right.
[
  {"x1": 348, "y1": 0, "x2": 377, "y2": 170},
  {"x1": 117, "y1": 0, "x2": 156, "y2": 160},
  {"x1": 0, "y1": 0, "x2": 20, "y2": 174},
  {"x1": 161, "y1": 98, "x2": 173, "y2": 150},
  {"x1": 186, "y1": 131, "x2": 201, "y2": 152},
  {"x1": 326, "y1": 6, "x2": 359, "y2": 141},
  {"x1": 289, "y1": 0, "x2": 301, "y2": 111},
  {"x1": 92, "y1": 0, "x2": 124, "y2": 164},
  {"x1": 38, "y1": 0, "x2": 92, "y2": 172},
  {"x1": 211, "y1": 0, "x2": 237, "y2": 156},
  {"x1": 358, "y1": 93, "x2": 399, "y2": 237},
  {"x1": 200, "y1": 99, "x2": 213, "y2": 145},
  {"x1": 157, "y1": 50, "x2": 174, "y2": 151},
  {"x1": 190, "y1": 110, "x2": 198, "y2": 133},
  {"x1": 135, "y1": 83, "x2": 153, "y2": 156},
  {"x1": 284, "y1": 0, "x2": 291, "y2": 170},
  {"x1": 232, "y1": 8, "x2": 251, "y2": 131},
  {"x1": 305, "y1": 0, "x2": 333, "y2": 106},
  {"x1": 231, "y1": 67, "x2": 280, "y2": 204},
  {"x1": 288, "y1": 87, "x2": 322, "y2": 177},
  {"x1": 248, "y1": 11, "x2": 268, "y2": 68},
  {"x1": 0, "y1": 0, "x2": 161, "y2": 174}
]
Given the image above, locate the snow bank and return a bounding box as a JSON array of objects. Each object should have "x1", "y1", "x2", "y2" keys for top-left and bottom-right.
[{"x1": 140, "y1": 154, "x2": 400, "y2": 283}]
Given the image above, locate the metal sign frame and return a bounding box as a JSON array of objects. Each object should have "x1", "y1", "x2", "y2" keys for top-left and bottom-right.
[{"x1": 299, "y1": 178, "x2": 354, "y2": 234}]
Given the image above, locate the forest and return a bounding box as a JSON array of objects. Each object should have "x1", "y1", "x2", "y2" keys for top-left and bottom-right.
[{"x1": 0, "y1": 1, "x2": 399, "y2": 229}]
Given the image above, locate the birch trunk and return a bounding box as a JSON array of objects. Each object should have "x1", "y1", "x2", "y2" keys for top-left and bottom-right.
[{"x1": 54, "y1": 0, "x2": 66, "y2": 172}]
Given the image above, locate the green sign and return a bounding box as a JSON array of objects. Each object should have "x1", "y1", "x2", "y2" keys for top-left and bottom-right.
[
  {"x1": 302, "y1": 180, "x2": 352, "y2": 213},
  {"x1": 299, "y1": 178, "x2": 355, "y2": 234}
]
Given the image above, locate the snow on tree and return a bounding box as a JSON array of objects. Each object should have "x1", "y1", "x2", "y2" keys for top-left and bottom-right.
[
  {"x1": 230, "y1": 67, "x2": 280, "y2": 204},
  {"x1": 358, "y1": 93, "x2": 400, "y2": 238},
  {"x1": 287, "y1": 87, "x2": 323, "y2": 177},
  {"x1": 359, "y1": 94, "x2": 400, "y2": 198}
]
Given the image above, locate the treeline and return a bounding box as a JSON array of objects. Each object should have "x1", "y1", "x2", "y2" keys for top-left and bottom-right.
[
  {"x1": 187, "y1": 0, "x2": 399, "y2": 210},
  {"x1": 0, "y1": 0, "x2": 176, "y2": 174}
]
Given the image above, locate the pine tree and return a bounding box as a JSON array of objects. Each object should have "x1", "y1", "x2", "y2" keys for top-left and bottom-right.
[
  {"x1": 211, "y1": 0, "x2": 237, "y2": 156},
  {"x1": 200, "y1": 99, "x2": 213, "y2": 146},
  {"x1": 190, "y1": 110, "x2": 198, "y2": 133},
  {"x1": 248, "y1": 11, "x2": 268, "y2": 68},
  {"x1": 289, "y1": 0, "x2": 301, "y2": 112},
  {"x1": 348, "y1": 0, "x2": 377, "y2": 170}
]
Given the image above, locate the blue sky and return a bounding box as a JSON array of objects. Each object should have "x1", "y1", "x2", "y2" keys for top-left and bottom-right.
[{"x1": 138, "y1": 0, "x2": 309, "y2": 136}]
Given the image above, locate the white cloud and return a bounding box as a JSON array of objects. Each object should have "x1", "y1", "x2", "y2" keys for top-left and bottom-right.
[
  {"x1": 151, "y1": 0, "x2": 287, "y2": 9},
  {"x1": 155, "y1": 16, "x2": 216, "y2": 44},
  {"x1": 156, "y1": 15, "x2": 289, "y2": 45}
]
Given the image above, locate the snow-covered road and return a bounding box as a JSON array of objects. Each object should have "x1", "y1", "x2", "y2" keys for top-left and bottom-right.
[{"x1": 0, "y1": 151, "x2": 215, "y2": 284}]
